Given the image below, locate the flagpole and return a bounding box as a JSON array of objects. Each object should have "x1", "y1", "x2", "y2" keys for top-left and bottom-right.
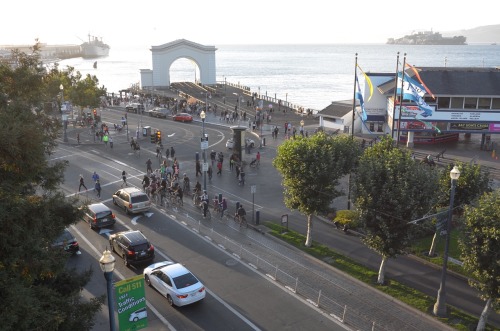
[
  {"x1": 347, "y1": 53, "x2": 358, "y2": 210},
  {"x1": 396, "y1": 53, "x2": 407, "y2": 147},
  {"x1": 391, "y1": 52, "x2": 400, "y2": 139},
  {"x1": 351, "y1": 53, "x2": 358, "y2": 139}
]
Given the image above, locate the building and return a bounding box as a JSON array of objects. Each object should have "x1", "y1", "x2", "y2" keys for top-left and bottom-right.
[{"x1": 358, "y1": 67, "x2": 500, "y2": 149}]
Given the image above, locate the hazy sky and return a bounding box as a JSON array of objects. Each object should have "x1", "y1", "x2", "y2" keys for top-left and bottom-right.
[{"x1": 2, "y1": 0, "x2": 499, "y2": 47}]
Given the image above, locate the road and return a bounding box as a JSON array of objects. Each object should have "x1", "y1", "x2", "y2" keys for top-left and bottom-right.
[{"x1": 56, "y1": 108, "x2": 346, "y2": 331}]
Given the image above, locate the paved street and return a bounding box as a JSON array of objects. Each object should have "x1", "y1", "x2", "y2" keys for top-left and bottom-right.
[{"x1": 59, "y1": 86, "x2": 500, "y2": 330}]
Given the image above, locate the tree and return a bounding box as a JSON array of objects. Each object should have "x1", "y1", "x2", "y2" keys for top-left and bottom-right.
[
  {"x1": 273, "y1": 133, "x2": 361, "y2": 247},
  {"x1": 352, "y1": 136, "x2": 439, "y2": 284},
  {"x1": 460, "y1": 191, "x2": 500, "y2": 331},
  {"x1": 0, "y1": 44, "x2": 103, "y2": 330}
]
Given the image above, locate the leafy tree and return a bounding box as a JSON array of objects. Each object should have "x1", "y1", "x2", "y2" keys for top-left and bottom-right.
[
  {"x1": 437, "y1": 162, "x2": 491, "y2": 212},
  {"x1": 460, "y1": 191, "x2": 500, "y2": 331},
  {"x1": 352, "y1": 136, "x2": 439, "y2": 284},
  {"x1": 273, "y1": 133, "x2": 361, "y2": 247},
  {"x1": 0, "y1": 44, "x2": 103, "y2": 330}
]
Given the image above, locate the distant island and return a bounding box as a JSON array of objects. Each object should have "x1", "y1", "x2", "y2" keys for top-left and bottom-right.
[{"x1": 387, "y1": 30, "x2": 467, "y2": 45}]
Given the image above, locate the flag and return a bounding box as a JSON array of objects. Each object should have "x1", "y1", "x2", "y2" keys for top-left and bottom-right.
[
  {"x1": 357, "y1": 65, "x2": 373, "y2": 102},
  {"x1": 405, "y1": 63, "x2": 435, "y2": 99},
  {"x1": 355, "y1": 74, "x2": 367, "y2": 121},
  {"x1": 397, "y1": 72, "x2": 433, "y2": 117}
]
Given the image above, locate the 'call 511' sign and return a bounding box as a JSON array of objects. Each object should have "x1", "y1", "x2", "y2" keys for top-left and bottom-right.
[{"x1": 115, "y1": 275, "x2": 147, "y2": 331}]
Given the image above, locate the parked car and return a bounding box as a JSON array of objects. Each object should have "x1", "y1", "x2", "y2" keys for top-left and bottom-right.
[
  {"x1": 126, "y1": 103, "x2": 145, "y2": 114},
  {"x1": 81, "y1": 202, "x2": 116, "y2": 230},
  {"x1": 225, "y1": 137, "x2": 255, "y2": 149},
  {"x1": 172, "y1": 112, "x2": 193, "y2": 122},
  {"x1": 144, "y1": 261, "x2": 206, "y2": 307},
  {"x1": 112, "y1": 187, "x2": 151, "y2": 215},
  {"x1": 52, "y1": 228, "x2": 79, "y2": 254},
  {"x1": 109, "y1": 230, "x2": 155, "y2": 266},
  {"x1": 129, "y1": 307, "x2": 147, "y2": 322},
  {"x1": 146, "y1": 107, "x2": 170, "y2": 118}
]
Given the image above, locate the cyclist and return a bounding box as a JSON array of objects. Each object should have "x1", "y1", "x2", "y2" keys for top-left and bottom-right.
[
  {"x1": 141, "y1": 174, "x2": 150, "y2": 192},
  {"x1": 236, "y1": 204, "x2": 247, "y2": 225},
  {"x1": 220, "y1": 198, "x2": 228, "y2": 218},
  {"x1": 146, "y1": 158, "x2": 153, "y2": 174},
  {"x1": 193, "y1": 181, "x2": 202, "y2": 196}
]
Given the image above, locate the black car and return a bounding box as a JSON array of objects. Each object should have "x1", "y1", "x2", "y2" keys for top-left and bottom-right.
[
  {"x1": 109, "y1": 230, "x2": 155, "y2": 266},
  {"x1": 82, "y1": 203, "x2": 116, "y2": 230},
  {"x1": 52, "y1": 228, "x2": 80, "y2": 254}
]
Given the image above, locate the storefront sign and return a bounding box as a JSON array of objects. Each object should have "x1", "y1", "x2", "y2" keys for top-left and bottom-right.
[{"x1": 449, "y1": 123, "x2": 489, "y2": 130}]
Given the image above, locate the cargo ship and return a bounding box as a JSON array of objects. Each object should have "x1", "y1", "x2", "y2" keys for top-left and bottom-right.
[
  {"x1": 81, "y1": 34, "x2": 110, "y2": 58},
  {"x1": 387, "y1": 30, "x2": 466, "y2": 45}
]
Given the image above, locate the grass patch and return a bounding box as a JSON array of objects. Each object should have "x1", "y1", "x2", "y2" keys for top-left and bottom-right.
[{"x1": 264, "y1": 221, "x2": 495, "y2": 331}]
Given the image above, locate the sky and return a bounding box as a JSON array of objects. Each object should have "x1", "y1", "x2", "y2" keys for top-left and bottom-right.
[{"x1": 2, "y1": 0, "x2": 499, "y2": 48}]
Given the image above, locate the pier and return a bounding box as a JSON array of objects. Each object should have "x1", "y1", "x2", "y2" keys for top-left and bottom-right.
[{"x1": 0, "y1": 43, "x2": 82, "y2": 60}]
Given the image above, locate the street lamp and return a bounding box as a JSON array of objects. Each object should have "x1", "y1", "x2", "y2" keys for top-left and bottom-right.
[
  {"x1": 200, "y1": 110, "x2": 207, "y2": 192},
  {"x1": 433, "y1": 165, "x2": 460, "y2": 317},
  {"x1": 60, "y1": 84, "x2": 68, "y2": 142},
  {"x1": 99, "y1": 249, "x2": 117, "y2": 331}
]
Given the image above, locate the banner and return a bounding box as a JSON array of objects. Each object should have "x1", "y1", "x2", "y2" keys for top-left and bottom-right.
[{"x1": 115, "y1": 275, "x2": 148, "y2": 331}]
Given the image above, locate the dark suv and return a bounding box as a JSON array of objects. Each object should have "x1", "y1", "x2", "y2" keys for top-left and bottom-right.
[
  {"x1": 52, "y1": 228, "x2": 79, "y2": 254},
  {"x1": 109, "y1": 230, "x2": 155, "y2": 266},
  {"x1": 82, "y1": 203, "x2": 116, "y2": 230}
]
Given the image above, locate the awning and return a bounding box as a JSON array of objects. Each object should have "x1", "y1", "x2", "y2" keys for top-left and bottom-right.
[{"x1": 366, "y1": 115, "x2": 386, "y2": 122}]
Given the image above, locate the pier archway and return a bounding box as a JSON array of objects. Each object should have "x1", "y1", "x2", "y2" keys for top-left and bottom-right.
[{"x1": 140, "y1": 39, "x2": 217, "y2": 89}]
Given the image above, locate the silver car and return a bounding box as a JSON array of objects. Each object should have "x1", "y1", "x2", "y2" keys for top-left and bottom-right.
[{"x1": 112, "y1": 187, "x2": 151, "y2": 215}]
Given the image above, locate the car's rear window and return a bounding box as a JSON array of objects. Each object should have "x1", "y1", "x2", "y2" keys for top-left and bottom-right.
[
  {"x1": 173, "y1": 273, "x2": 199, "y2": 289},
  {"x1": 96, "y1": 210, "x2": 112, "y2": 218},
  {"x1": 132, "y1": 243, "x2": 149, "y2": 252},
  {"x1": 131, "y1": 195, "x2": 149, "y2": 203}
]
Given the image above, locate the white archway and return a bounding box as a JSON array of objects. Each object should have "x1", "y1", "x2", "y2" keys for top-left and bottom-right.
[{"x1": 140, "y1": 39, "x2": 217, "y2": 89}]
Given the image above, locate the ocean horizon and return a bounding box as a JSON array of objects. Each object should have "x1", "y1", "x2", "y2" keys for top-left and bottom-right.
[{"x1": 58, "y1": 43, "x2": 500, "y2": 110}]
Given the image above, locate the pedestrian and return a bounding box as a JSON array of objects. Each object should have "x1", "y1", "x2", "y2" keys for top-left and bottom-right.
[
  {"x1": 146, "y1": 158, "x2": 153, "y2": 174},
  {"x1": 235, "y1": 165, "x2": 240, "y2": 179},
  {"x1": 170, "y1": 146, "x2": 175, "y2": 159},
  {"x1": 103, "y1": 133, "x2": 109, "y2": 146},
  {"x1": 196, "y1": 160, "x2": 202, "y2": 177},
  {"x1": 92, "y1": 171, "x2": 99, "y2": 183},
  {"x1": 77, "y1": 133, "x2": 80, "y2": 144},
  {"x1": 229, "y1": 155, "x2": 234, "y2": 171},
  {"x1": 156, "y1": 143, "x2": 161, "y2": 157},
  {"x1": 220, "y1": 198, "x2": 227, "y2": 218},
  {"x1": 239, "y1": 169, "x2": 245, "y2": 185},
  {"x1": 109, "y1": 136, "x2": 113, "y2": 149},
  {"x1": 78, "y1": 174, "x2": 88, "y2": 192},
  {"x1": 207, "y1": 165, "x2": 213, "y2": 180},
  {"x1": 256, "y1": 151, "x2": 261, "y2": 165},
  {"x1": 217, "y1": 161, "x2": 222, "y2": 175},
  {"x1": 95, "y1": 179, "x2": 101, "y2": 198},
  {"x1": 166, "y1": 147, "x2": 170, "y2": 159},
  {"x1": 121, "y1": 170, "x2": 127, "y2": 187}
]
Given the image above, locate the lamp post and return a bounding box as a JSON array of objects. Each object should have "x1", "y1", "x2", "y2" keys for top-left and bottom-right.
[
  {"x1": 200, "y1": 110, "x2": 207, "y2": 191},
  {"x1": 433, "y1": 165, "x2": 461, "y2": 317},
  {"x1": 99, "y1": 249, "x2": 116, "y2": 331},
  {"x1": 60, "y1": 84, "x2": 68, "y2": 142}
]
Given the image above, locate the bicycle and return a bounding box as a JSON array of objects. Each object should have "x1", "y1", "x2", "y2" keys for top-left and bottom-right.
[
  {"x1": 183, "y1": 181, "x2": 191, "y2": 197},
  {"x1": 196, "y1": 201, "x2": 211, "y2": 220},
  {"x1": 192, "y1": 193, "x2": 201, "y2": 206},
  {"x1": 234, "y1": 214, "x2": 247, "y2": 227}
]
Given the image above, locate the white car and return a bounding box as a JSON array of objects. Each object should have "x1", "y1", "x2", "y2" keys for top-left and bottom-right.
[
  {"x1": 226, "y1": 137, "x2": 255, "y2": 149},
  {"x1": 144, "y1": 261, "x2": 206, "y2": 307}
]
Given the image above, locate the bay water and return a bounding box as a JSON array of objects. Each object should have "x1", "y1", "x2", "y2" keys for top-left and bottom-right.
[{"x1": 59, "y1": 44, "x2": 500, "y2": 110}]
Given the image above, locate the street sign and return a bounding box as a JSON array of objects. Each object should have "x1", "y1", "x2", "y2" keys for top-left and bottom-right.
[
  {"x1": 251, "y1": 185, "x2": 256, "y2": 194},
  {"x1": 115, "y1": 275, "x2": 147, "y2": 331},
  {"x1": 202, "y1": 162, "x2": 208, "y2": 171},
  {"x1": 201, "y1": 141, "x2": 208, "y2": 150}
]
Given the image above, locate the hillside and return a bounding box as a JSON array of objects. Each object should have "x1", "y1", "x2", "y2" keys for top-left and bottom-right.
[{"x1": 443, "y1": 24, "x2": 500, "y2": 44}]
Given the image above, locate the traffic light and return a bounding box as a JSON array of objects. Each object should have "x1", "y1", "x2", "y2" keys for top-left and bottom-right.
[
  {"x1": 150, "y1": 134, "x2": 156, "y2": 143},
  {"x1": 156, "y1": 130, "x2": 161, "y2": 144}
]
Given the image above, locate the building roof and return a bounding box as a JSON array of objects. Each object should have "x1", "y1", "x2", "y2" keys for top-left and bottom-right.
[
  {"x1": 319, "y1": 99, "x2": 356, "y2": 117},
  {"x1": 376, "y1": 67, "x2": 500, "y2": 97}
]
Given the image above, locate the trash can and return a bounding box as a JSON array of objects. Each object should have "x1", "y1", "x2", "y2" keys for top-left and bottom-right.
[{"x1": 143, "y1": 126, "x2": 151, "y2": 137}]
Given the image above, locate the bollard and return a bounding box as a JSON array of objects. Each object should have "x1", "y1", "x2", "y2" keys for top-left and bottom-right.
[
  {"x1": 255, "y1": 210, "x2": 260, "y2": 225},
  {"x1": 218, "y1": 193, "x2": 223, "y2": 203},
  {"x1": 263, "y1": 138, "x2": 266, "y2": 146}
]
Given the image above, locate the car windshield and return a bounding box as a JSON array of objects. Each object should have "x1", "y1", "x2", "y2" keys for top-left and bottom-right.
[{"x1": 172, "y1": 272, "x2": 199, "y2": 289}]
